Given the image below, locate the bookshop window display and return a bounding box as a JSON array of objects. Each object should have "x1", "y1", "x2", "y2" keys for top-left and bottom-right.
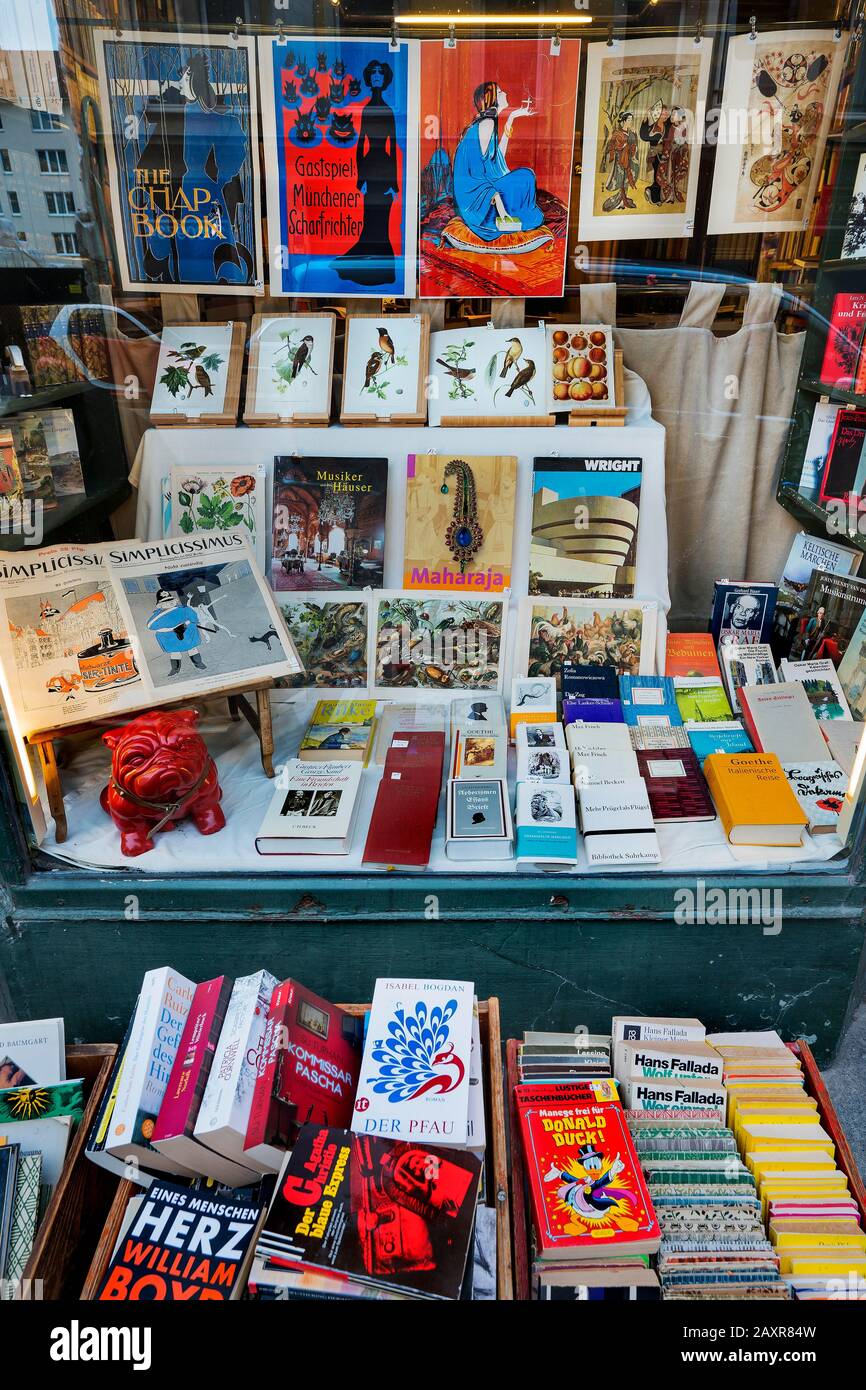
[{"x1": 1, "y1": 2, "x2": 866, "y2": 1047}]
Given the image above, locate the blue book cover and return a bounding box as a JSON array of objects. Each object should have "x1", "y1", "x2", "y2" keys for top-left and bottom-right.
[
  {"x1": 562, "y1": 696, "x2": 624, "y2": 725},
  {"x1": 619, "y1": 676, "x2": 682, "y2": 728},
  {"x1": 687, "y1": 726, "x2": 753, "y2": 768},
  {"x1": 562, "y1": 662, "x2": 620, "y2": 701}
]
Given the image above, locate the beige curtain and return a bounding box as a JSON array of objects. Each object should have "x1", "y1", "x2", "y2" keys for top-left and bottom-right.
[{"x1": 580, "y1": 282, "x2": 804, "y2": 628}]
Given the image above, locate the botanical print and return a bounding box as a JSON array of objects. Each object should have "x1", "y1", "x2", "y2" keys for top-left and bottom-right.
[
  {"x1": 247, "y1": 314, "x2": 334, "y2": 419},
  {"x1": 278, "y1": 594, "x2": 369, "y2": 690},
  {"x1": 371, "y1": 591, "x2": 507, "y2": 694},
  {"x1": 841, "y1": 154, "x2": 866, "y2": 260},
  {"x1": 579, "y1": 38, "x2": 712, "y2": 242},
  {"x1": 428, "y1": 326, "x2": 547, "y2": 424},
  {"x1": 708, "y1": 31, "x2": 843, "y2": 235},
  {"x1": 419, "y1": 39, "x2": 580, "y2": 297},
  {"x1": 150, "y1": 325, "x2": 232, "y2": 416},
  {"x1": 342, "y1": 316, "x2": 424, "y2": 419},
  {"x1": 518, "y1": 598, "x2": 658, "y2": 682},
  {"x1": 259, "y1": 36, "x2": 419, "y2": 297},
  {"x1": 403, "y1": 453, "x2": 517, "y2": 592},
  {"x1": 94, "y1": 30, "x2": 263, "y2": 294},
  {"x1": 547, "y1": 326, "x2": 615, "y2": 410},
  {"x1": 169, "y1": 464, "x2": 266, "y2": 569}
]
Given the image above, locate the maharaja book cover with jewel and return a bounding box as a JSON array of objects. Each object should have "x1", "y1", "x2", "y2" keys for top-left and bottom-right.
[
  {"x1": 515, "y1": 1079, "x2": 660, "y2": 1259},
  {"x1": 403, "y1": 454, "x2": 517, "y2": 593}
]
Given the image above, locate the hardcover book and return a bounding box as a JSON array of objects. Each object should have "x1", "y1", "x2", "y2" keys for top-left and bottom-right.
[
  {"x1": 97, "y1": 1180, "x2": 263, "y2": 1301},
  {"x1": 673, "y1": 679, "x2": 732, "y2": 723},
  {"x1": 151, "y1": 976, "x2": 257, "y2": 1187},
  {"x1": 106, "y1": 967, "x2": 197, "y2": 1175},
  {"x1": 711, "y1": 581, "x2": 777, "y2": 649},
  {"x1": 353, "y1": 979, "x2": 474, "y2": 1147},
  {"x1": 271, "y1": 456, "x2": 388, "y2": 592},
  {"x1": 244, "y1": 980, "x2": 363, "y2": 1173},
  {"x1": 796, "y1": 402, "x2": 843, "y2": 501},
  {"x1": 562, "y1": 696, "x2": 624, "y2": 725},
  {"x1": 567, "y1": 721, "x2": 639, "y2": 789},
  {"x1": 510, "y1": 675, "x2": 557, "y2": 739},
  {"x1": 255, "y1": 1128, "x2": 481, "y2": 1300},
  {"x1": 194, "y1": 970, "x2": 279, "y2": 1171},
  {"x1": 703, "y1": 752, "x2": 809, "y2": 847},
  {"x1": 778, "y1": 532, "x2": 861, "y2": 608},
  {"x1": 790, "y1": 569, "x2": 866, "y2": 667},
  {"x1": 578, "y1": 778, "x2": 662, "y2": 867},
  {"x1": 516, "y1": 743, "x2": 571, "y2": 785},
  {"x1": 635, "y1": 747, "x2": 716, "y2": 823},
  {"x1": 619, "y1": 675, "x2": 682, "y2": 729},
  {"x1": 255, "y1": 760, "x2": 364, "y2": 855},
  {"x1": 821, "y1": 720, "x2": 866, "y2": 775},
  {"x1": 781, "y1": 760, "x2": 848, "y2": 834},
  {"x1": 819, "y1": 407, "x2": 866, "y2": 502},
  {"x1": 778, "y1": 659, "x2": 853, "y2": 721},
  {"x1": 445, "y1": 779, "x2": 513, "y2": 861},
  {"x1": 720, "y1": 642, "x2": 777, "y2": 712},
  {"x1": 450, "y1": 726, "x2": 508, "y2": 782},
  {"x1": 530, "y1": 456, "x2": 642, "y2": 597},
  {"x1": 686, "y1": 723, "x2": 753, "y2": 768},
  {"x1": 515, "y1": 782, "x2": 579, "y2": 868},
  {"x1": 738, "y1": 683, "x2": 830, "y2": 763},
  {"x1": 819, "y1": 293, "x2": 866, "y2": 389},
  {"x1": 362, "y1": 772, "x2": 441, "y2": 869},
  {"x1": 403, "y1": 454, "x2": 517, "y2": 593},
  {"x1": 515, "y1": 1080, "x2": 660, "y2": 1260},
  {"x1": 562, "y1": 662, "x2": 621, "y2": 700},
  {"x1": 299, "y1": 700, "x2": 377, "y2": 764},
  {"x1": 664, "y1": 633, "x2": 722, "y2": 679}
]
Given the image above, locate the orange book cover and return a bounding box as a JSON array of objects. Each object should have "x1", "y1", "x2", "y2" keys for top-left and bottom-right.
[
  {"x1": 704, "y1": 752, "x2": 808, "y2": 842},
  {"x1": 665, "y1": 633, "x2": 721, "y2": 678}
]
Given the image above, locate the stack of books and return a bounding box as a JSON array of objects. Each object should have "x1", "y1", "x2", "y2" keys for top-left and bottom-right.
[
  {"x1": 516, "y1": 1028, "x2": 612, "y2": 1085},
  {"x1": 446, "y1": 695, "x2": 513, "y2": 861},
  {"x1": 714, "y1": 1030, "x2": 866, "y2": 1299},
  {"x1": 514, "y1": 687, "x2": 579, "y2": 868}
]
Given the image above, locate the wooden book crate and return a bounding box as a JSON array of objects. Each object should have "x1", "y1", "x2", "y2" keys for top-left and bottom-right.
[{"x1": 81, "y1": 998, "x2": 512, "y2": 1300}]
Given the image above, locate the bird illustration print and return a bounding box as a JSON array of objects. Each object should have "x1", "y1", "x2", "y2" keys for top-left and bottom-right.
[
  {"x1": 292, "y1": 334, "x2": 315, "y2": 380},
  {"x1": 378, "y1": 326, "x2": 396, "y2": 364},
  {"x1": 364, "y1": 350, "x2": 384, "y2": 390},
  {"x1": 365, "y1": 999, "x2": 466, "y2": 1102},
  {"x1": 500, "y1": 337, "x2": 522, "y2": 378},
  {"x1": 159, "y1": 340, "x2": 225, "y2": 402},
  {"x1": 436, "y1": 357, "x2": 476, "y2": 383},
  {"x1": 505, "y1": 358, "x2": 536, "y2": 399}
]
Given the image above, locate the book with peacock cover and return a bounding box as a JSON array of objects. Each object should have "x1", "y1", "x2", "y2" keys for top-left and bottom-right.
[
  {"x1": 516, "y1": 1080, "x2": 660, "y2": 1260},
  {"x1": 351, "y1": 979, "x2": 474, "y2": 1147}
]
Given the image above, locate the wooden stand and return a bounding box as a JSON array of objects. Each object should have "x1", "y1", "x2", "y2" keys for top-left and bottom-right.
[
  {"x1": 440, "y1": 413, "x2": 555, "y2": 428},
  {"x1": 567, "y1": 349, "x2": 628, "y2": 428},
  {"x1": 27, "y1": 680, "x2": 275, "y2": 845}
]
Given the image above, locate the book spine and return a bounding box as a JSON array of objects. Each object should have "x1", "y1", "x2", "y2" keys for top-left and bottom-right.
[
  {"x1": 153, "y1": 977, "x2": 231, "y2": 1142},
  {"x1": 244, "y1": 986, "x2": 289, "y2": 1154},
  {"x1": 736, "y1": 691, "x2": 764, "y2": 754},
  {"x1": 108, "y1": 969, "x2": 168, "y2": 1147},
  {"x1": 703, "y1": 759, "x2": 734, "y2": 840}
]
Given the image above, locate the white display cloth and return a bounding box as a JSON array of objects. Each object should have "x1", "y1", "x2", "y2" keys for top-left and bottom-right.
[{"x1": 46, "y1": 691, "x2": 840, "y2": 875}]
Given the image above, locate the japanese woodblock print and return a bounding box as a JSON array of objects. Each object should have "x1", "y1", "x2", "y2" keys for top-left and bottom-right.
[
  {"x1": 370, "y1": 591, "x2": 508, "y2": 697},
  {"x1": 578, "y1": 37, "x2": 712, "y2": 243},
  {"x1": 259, "y1": 36, "x2": 419, "y2": 297},
  {"x1": 94, "y1": 30, "x2": 263, "y2": 294},
  {"x1": 277, "y1": 593, "x2": 370, "y2": 691},
  {"x1": 169, "y1": 463, "x2": 267, "y2": 570},
  {"x1": 341, "y1": 315, "x2": 428, "y2": 423},
  {"x1": 245, "y1": 314, "x2": 335, "y2": 423},
  {"x1": 517, "y1": 597, "x2": 658, "y2": 682},
  {"x1": 428, "y1": 325, "x2": 547, "y2": 425},
  {"x1": 403, "y1": 454, "x2": 517, "y2": 593},
  {"x1": 271, "y1": 457, "x2": 388, "y2": 593},
  {"x1": 419, "y1": 38, "x2": 580, "y2": 297},
  {"x1": 707, "y1": 30, "x2": 844, "y2": 235},
  {"x1": 546, "y1": 325, "x2": 616, "y2": 411}
]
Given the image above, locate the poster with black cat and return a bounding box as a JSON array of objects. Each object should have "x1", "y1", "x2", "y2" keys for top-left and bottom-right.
[
  {"x1": 94, "y1": 30, "x2": 264, "y2": 294},
  {"x1": 259, "y1": 36, "x2": 419, "y2": 297}
]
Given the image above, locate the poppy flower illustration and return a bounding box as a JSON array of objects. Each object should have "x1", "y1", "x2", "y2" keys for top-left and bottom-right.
[
  {"x1": 231, "y1": 475, "x2": 256, "y2": 497},
  {"x1": 816, "y1": 795, "x2": 844, "y2": 814},
  {"x1": 182, "y1": 476, "x2": 205, "y2": 494}
]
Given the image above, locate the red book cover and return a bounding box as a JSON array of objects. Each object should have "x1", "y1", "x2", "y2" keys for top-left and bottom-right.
[
  {"x1": 362, "y1": 771, "x2": 441, "y2": 867},
  {"x1": 664, "y1": 633, "x2": 721, "y2": 679},
  {"x1": 819, "y1": 407, "x2": 866, "y2": 502},
  {"x1": 635, "y1": 747, "x2": 717, "y2": 823},
  {"x1": 383, "y1": 730, "x2": 446, "y2": 775},
  {"x1": 515, "y1": 1080, "x2": 659, "y2": 1260},
  {"x1": 152, "y1": 975, "x2": 233, "y2": 1142},
  {"x1": 244, "y1": 981, "x2": 363, "y2": 1161},
  {"x1": 819, "y1": 293, "x2": 866, "y2": 389}
]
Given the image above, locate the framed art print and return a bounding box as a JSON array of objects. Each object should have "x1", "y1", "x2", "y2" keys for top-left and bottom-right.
[
  {"x1": 545, "y1": 325, "x2": 616, "y2": 411},
  {"x1": 258, "y1": 35, "x2": 419, "y2": 298},
  {"x1": 418, "y1": 38, "x2": 580, "y2": 297},
  {"x1": 428, "y1": 325, "x2": 548, "y2": 425},
  {"x1": 370, "y1": 590, "x2": 508, "y2": 698},
  {"x1": 94, "y1": 29, "x2": 264, "y2": 294},
  {"x1": 244, "y1": 313, "x2": 336, "y2": 424},
  {"x1": 517, "y1": 597, "x2": 658, "y2": 681},
  {"x1": 578, "y1": 36, "x2": 712, "y2": 243},
  {"x1": 707, "y1": 30, "x2": 843, "y2": 235},
  {"x1": 341, "y1": 314, "x2": 429, "y2": 423},
  {"x1": 149, "y1": 322, "x2": 245, "y2": 425}
]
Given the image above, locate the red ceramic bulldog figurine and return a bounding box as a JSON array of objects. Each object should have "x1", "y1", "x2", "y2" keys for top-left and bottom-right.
[{"x1": 100, "y1": 708, "x2": 225, "y2": 857}]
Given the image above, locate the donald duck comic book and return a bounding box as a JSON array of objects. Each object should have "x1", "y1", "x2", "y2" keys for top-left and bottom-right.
[{"x1": 516, "y1": 1079, "x2": 660, "y2": 1257}]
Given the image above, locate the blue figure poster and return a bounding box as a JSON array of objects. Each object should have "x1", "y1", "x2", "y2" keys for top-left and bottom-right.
[
  {"x1": 259, "y1": 36, "x2": 419, "y2": 297},
  {"x1": 94, "y1": 29, "x2": 264, "y2": 294}
]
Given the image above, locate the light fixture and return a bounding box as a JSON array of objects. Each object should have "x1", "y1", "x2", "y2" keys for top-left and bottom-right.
[{"x1": 395, "y1": 13, "x2": 593, "y2": 24}]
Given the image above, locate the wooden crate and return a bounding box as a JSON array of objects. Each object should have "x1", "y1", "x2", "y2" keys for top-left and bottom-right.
[
  {"x1": 82, "y1": 998, "x2": 513, "y2": 1300},
  {"x1": 505, "y1": 1036, "x2": 866, "y2": 1300},
  {"x1": 23, "y1": 1043, "x2": 118, "y2": 1300}
]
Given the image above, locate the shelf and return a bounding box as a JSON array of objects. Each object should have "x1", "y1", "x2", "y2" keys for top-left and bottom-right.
[
  {"x1": 0, "y1": 381, "x2": 93, "y2": 419},
  {"x1": 798, "y1": 376, "x2": 866, "y2": 407},
  {"x1": 0, "y1": 480, "x2": 129, "y2": 551}
]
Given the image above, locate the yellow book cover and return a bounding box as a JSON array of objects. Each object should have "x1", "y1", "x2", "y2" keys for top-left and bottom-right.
[
  {"x1": 781, "y1": 1254, "x2": 866, "y2": 1276},
  {"x1": 704, "y1": 751, "x2": 808, "y2": 844},
  {"x1": 749, "y1": 1154, "x2": 837, "y2": 1179},
  {"x1": 403, "y1": 454, "x2": 517, "y2": 593},
  {"x1": 740, "y1": 1123, "x2": 834, "y2": 1155},
  {"x1": 771, "y1": 1231, "x2": 866, "y2": 1250},
  {"x1": 299, "y1": 699, "x2": 377, "y2": 763}
]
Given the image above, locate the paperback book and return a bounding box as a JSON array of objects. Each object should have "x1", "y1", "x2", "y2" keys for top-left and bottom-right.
[
  {"x1": 271, "y1": 456, "x2": 388, "y2": 592},
  {"x1": 530, "y1": 456, "x2": 642, "y2": 597},
  {"x1": 255, "y1": 761, "x2": 364, "y2": 855},
  {"x1": 403, "y1": 454, "x2": 516, "y2": 593},
  {"x1": 515, "y1": 782, "x2": 579, "y2": 869},
  {"x1": 194, "y1": 970, "x2": 279, "y2": 1172},
  {"x1": 711, "y1": 582, "x2": 777, "y2": 649}
]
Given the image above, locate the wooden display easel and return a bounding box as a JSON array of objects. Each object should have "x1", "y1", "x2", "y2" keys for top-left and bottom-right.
[
  {"x1": 439, "y1": 412, "x2": 555, "y2": 428},
  {"x1": 244, "y1": 311, "x2": 336, "y2": 426},
  {"x1": 567, "y1": 350, "x2": 628, "y2": 428},
  {"x1": 27, "y1": 679, "x2": 275, "y2": 845}
]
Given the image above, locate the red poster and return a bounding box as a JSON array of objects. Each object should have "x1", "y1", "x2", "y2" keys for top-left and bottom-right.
[{"x1": 419, "y1": 39, "x2": 580, "y2": 298}]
